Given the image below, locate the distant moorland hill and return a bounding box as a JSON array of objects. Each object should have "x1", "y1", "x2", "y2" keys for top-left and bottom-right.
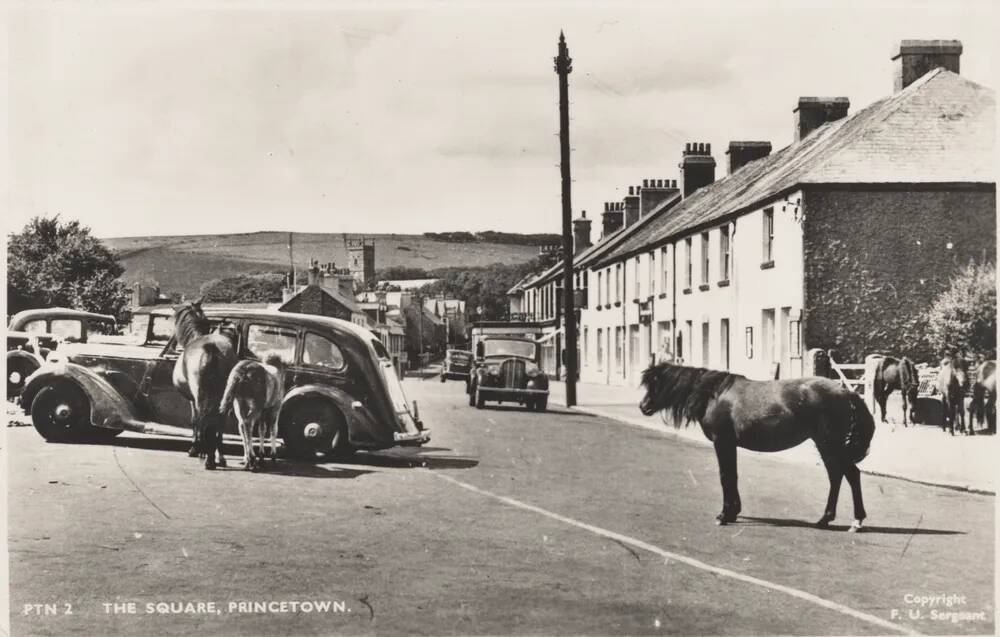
[{"x1": 103, "y1": 231, "x2": 556, "y2": 297}]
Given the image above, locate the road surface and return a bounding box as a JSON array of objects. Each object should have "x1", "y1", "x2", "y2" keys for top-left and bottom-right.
[{"x1": 6, "y1": 377, "x2": 994, "y2": 636}]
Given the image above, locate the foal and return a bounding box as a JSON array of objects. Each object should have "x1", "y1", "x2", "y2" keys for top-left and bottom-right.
[{"x1": 221, "y1": 355, "x2": 287, "y2": 471}]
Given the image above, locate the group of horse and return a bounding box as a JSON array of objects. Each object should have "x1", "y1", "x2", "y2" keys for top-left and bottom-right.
[
  {"x1": 638, "y1": 353, "x2": 996, "y2": 532},
  {"x1": 172, "y1": 300, "x2": 286, "y2": 471},
  {"x1": 872, "y1": 354, "x2": 996, "y2": 436}
]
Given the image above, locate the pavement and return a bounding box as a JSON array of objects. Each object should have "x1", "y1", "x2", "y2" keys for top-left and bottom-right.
[
  {"x1": 5, "y1": 378, "x2": 995, "y2": 636},
  {"x1": 549, "y1": 379, "x2": 998, "y2": 494}
]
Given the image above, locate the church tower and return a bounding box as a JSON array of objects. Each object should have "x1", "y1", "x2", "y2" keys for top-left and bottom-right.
[{"x1": 346, "y1": 238, "x2": 376, "y2": 288}]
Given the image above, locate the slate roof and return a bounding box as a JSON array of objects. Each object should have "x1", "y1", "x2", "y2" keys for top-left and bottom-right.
[
  {"x1": 595, "y1": 69, "x2": 994, "y2": 268},
  {"x1": 519, "y1": 190, "x2": 683, "y2": 290},
  {"x1": 279, "y1": 284, "x2": 364, "y2": 315}
]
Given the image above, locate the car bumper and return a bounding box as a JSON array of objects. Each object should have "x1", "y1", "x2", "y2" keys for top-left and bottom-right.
[
  {"x1": 478, "y1": 387, "x2": 549, "y2": 398},
  {"x1": 442, "y1": 371, "x2": 470, "y2": 380}
]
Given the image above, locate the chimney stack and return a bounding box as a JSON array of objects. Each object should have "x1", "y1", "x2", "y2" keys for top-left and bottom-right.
[
  {"x1": 679, "y1": 142, "x2": 716, "y2": 198},
  {"x1": 726, "y1": 141, "x2": 772, "y2": 175},
  {"x1": 639, "y1": 178, "x2": 680, "y2": 217},
  {"x1": 793, "y1": 98, "x2": 850, "y2": 142},
  {"x1": 601, "y1": 201, "x2": 624, "y2": 238},
  {"x1": 892, "y1": 40, "x2": 961, "y2": 92},
  {"x1": 307, "y1": 259, "x2": 321, "y2": 286},
  {"x1": 573, "y1": 210, "x2": 593, "y2": 255},
  {"x1": 624, "y1": 187, "x2": 641, "y2": 228}
]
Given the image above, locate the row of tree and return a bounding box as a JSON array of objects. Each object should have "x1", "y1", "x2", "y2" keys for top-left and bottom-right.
[{"x1": 423, "y1": 231, "x2": 562, "y2": 246}]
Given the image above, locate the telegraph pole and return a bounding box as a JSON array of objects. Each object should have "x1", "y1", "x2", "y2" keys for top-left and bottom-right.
[{"x1": 554, "y1": 31, "x2": 577, "y2": 407}]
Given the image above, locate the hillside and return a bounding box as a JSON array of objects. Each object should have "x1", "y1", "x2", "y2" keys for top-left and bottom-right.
[{"x1": 103, "y1": 232, "x2": 544, "y2": 296}]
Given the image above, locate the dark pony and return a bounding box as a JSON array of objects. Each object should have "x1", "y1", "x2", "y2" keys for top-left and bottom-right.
[
  {"x1": 171, "y1": 300, "x2": 239, "y2": 469},
  {"x1": 937, "y1": 355, "x2": 971, "y2": 435},
  {"x1": 969, "y1": 360, "x2": 996, "y2": 434},
  {"x1": 872, "y1": 356, "x2": 920, "y2": 428},
  {"x1": 640, "y1": 363, "x2": 875, "y2": 531}
]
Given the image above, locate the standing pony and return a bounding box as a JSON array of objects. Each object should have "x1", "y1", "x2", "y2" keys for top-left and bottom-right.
[
  {"x1": 872, "y1": 356, "x2": 920, "y2": 428},
  {"x1": 220, "y1": 355, "x2": 286, "y2": 471},
  {"x1": 968, "y1": 360, "x2": 995, "y2": 435},
  {"x1": 639, "y1": 363, "x2": 875, "y2": 531},
  {"x1": 937, "y1": 356, "x2": 970, "y2": 435},
  {"x1": 172, "y1": 300, "x2": 239, "y2": 469}
]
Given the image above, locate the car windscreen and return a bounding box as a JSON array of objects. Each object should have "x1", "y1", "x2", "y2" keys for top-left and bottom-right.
[{"x1": 483, "y1": 340, "x2": 536, "y2": 359}]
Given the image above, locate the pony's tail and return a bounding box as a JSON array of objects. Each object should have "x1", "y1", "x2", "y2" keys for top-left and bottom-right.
[
  {"x1": 219, "y1": 360, "x2": 248, "y2": 415},
  {"x1": 844, "y1": 392, "x2": 876, "y2": 464}
]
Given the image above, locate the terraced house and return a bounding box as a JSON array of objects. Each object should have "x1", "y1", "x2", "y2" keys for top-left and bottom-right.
[
  {"x1": 579, "y1": 40, "x2": 995, "y2": 385},
  {"x1": 510, "y1": 40, "x2": 995, "y2": 386}
]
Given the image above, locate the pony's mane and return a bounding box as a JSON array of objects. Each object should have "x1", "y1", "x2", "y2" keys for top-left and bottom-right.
[
  {"x1": 641, "y1": 362, "x2": 742, "y2": 424},
  {"x1": 174, "y1": 304, "x2": 210, "y2": 347}
]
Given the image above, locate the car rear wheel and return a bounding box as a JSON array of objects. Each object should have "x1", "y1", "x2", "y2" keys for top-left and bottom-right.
[
  {"x1": 281, "y1": 400, "x2": 353, "y2": 461},
  {"x1": 475, "y1": 387, "x2": 486, "y2": 409},
  {"x1": 30, "y1": 381, "x2": 90, "y2": 442},
  {"x1": 536, "y1": 397, "x2": 548, "y2": 412},
  {"x1": 7, "y1": 357, "x2": 39, "y2": 401}
]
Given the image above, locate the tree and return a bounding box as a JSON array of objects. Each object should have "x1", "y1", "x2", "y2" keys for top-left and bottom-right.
[
  {"x1": 924, "y1": 261, "x2": 996, "y2": 360},
  {"x1": 199, "y1": 272, "x2": 288, "y2": 304},
  {"x1": 419, "y1": 257, "x2": 547, "y2": 321},
  {"x1": 7, "y1": 216, "x2": 130, "y2": 319}
]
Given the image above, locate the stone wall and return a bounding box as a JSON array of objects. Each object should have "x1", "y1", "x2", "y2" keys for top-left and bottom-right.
[{"x1": 802, "y1": 187, "x2": 995, "y2": 363}]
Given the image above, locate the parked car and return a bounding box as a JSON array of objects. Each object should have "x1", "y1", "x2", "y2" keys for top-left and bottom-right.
[
  {"x1": 440, "y1": 349, "x2": 473, "y2": 383},
  {"x1": 467, "y1": 336, "x2": 549, "y2": 411},
  {"x1": 19, "y1": 308, "x2": 430, "y2": 459},
  {"x1": 7, "y1": 308, "x2": 118, "y2": 400}
]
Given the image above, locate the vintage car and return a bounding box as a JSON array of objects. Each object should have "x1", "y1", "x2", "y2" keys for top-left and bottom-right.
[
  {"x1": 19, "y1": 308, "x2": 430, "y2": 459},
  {"x1": 440, "y1": 349, "x2": 474, "y2": 383},
  {"x1": 7, "y1": 308, "x2": 119, "y2": 400},
  {"x1": 467, "y1": 336, "x2": 549, "y2": 411}
]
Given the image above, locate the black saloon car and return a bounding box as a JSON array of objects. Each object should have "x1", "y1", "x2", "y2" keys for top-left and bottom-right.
[{"x1": 20, "y1": 308, "x2": 429, "y2": 458}]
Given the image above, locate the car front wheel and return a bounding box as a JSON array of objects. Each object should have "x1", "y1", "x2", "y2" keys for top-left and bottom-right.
[
  {"x1": 475, "y1": 387, "x2": 486, "y2": 409},
  {"x1": 281, "y1": 400, "x2": 353, "y2": 461},
  {"x1": 30, "y1": 381, "x2": 90, "y2": 442}
]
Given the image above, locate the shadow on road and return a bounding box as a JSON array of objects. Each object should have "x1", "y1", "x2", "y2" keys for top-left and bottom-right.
[
  {"x1": 234, "y1": 462, "x2": 375, "y2": 479},
  {"x1": 738, "y1": 516, "x2": 964, "y2": 535},
  {"x1": 472, "y1": 405, "x2": 597, "y2": 417},
  {"x1": 348, "y1": 450, "x2": 480, "y2": 470}
]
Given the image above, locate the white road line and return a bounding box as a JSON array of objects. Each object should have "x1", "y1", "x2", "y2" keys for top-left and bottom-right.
[{"x1": 433, "y1": 473, "x2": 919, "y2": 636}]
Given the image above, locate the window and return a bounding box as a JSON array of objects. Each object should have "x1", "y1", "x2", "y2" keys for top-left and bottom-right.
[
  {"x1": 615, "y1": 264, "x2": 621, "y2": 303},
  {"x1": 763, "y1": 208, "x2": 774, "y2": 263},
  {"x1": 303, "y1": 332, "x2": 346, "y2": 369},
  {"x1": 719, "y1": 225, "x2": 731, "y2": 282},
  {"x1": 634, "y1": 257, "x2": 641, "y2": 300},
  {"x1": 789, "y1": 319, "x2": 801, "y2": 357},
  {"x1": 745, "y1": 327, "x2": 754, "y2": 359},
  {"x1": 23, "y1": 320, "x2": 48, "y2": 335},
  {"x1": 596, "y1": 328, "x2": 604, "y2": 368},
  {"x1": 660, "y1": 246, "x2": 669, "y2": 292},
  {"x1": 649, "y1": 252, "x2": 656, "y2": 297},
  {"x1": 583, "y1": 327, "x2": 588, "y2": 366},
  {"x1": 370, "y1": 338, "x2": 390, "y2": 361},
  {"x1": 720, "y1": 319, "x2": 730, "y2": 370},
  {"x1": 684, "y1": 237, "x2": 693, "y2": 289},
  {"x1": 50, "y1": 320, "x2": 84, "y2": 341},
  {"x1": 614, "y1": 326, "x2": 623, "y2": 371},
  {"x1": 248, "y1": 324, "x2": 298, "y2": 364},
  {"x1": 762, "y1": 309, "x2": 776, "y2": 365},
  {"x1": 701, "y1": 321, "x2": 710, "y2": 367},
  {"x1": 596, "y1": 271, "x2": 603, "y2": 306},
  {"x1": 701, "y1": 232, "x2": 710, "y2": 285},
  {"x1": 605, "y1": 267, "x2": 611, "y2": 304}
]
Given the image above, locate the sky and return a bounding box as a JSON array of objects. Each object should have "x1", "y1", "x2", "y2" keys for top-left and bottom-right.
[{"x1": 4, "y1": 0, "x2": 997, "y2": 240}]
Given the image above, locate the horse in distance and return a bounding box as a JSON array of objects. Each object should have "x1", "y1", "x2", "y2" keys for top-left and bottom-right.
[
  {"x1": 639, "y1": 363, "x2": 875, "y2": 531},
  {"x1": 172, "y1": 299, "x2": 240, "y2": 469},
  {"x1": 872, "y1": 356, "x2": 920, "y2": 429},
  {"x1": 968, "y1": 360, "x2": 996, "y2": 435},
  {"x1": 220, "y1": 355, "x2": 287, "y2": 471},
  {"x1": 936, "y1": 355, "x2": 971, "y2": 435}
]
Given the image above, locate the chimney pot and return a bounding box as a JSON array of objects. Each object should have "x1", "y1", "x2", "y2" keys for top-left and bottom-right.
[
  {"x1": 643, "y1": 179, "x2": 649, "y2": 188},
  {"x1": 891, "y1": 39, "x2": 962, "y2": 91},
  {"x1": 628, "y1": 186, "x2": 634, "y2": 195}
]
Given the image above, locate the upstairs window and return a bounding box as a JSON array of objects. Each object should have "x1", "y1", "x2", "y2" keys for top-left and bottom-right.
[
  {"x1": 660, "y1": 246, "x2": 669, "y2": 292},
  {"x1": 684, "y1": 237, "x2": 693, "y2": 289},
  {"x1": 615, "y1": 264, "x2": 621, "y2": 303},
  {"x1": 701, "y1": 232, "x2": 710, "y2": 285},
  {"x1": 634, "y1": 257, "x2": 641, "y2": 300},
  {"x1": 649, "y1": 251, "x2": 656, "y2": 297},
  {"x1": 720, "y1": 224, "x2": 731, "y2": 282},
  {"x1": 762, "y1": 208, "x2": 774, "y2": 263},
  {"x1": 597, "y1": 271, "x2": 603, "y2": 306}
]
